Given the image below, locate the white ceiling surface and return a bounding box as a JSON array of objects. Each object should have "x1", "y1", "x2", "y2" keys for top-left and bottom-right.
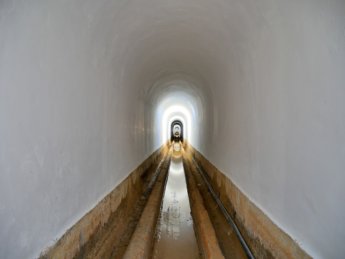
[{"x1": 1, "y1": 0, "x2": 345, "y2": 258}]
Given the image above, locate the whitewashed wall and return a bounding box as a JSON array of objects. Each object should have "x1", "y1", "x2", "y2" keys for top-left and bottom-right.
[{"x1": 0, "y1": 0, "x2": 344, "y2": 258}]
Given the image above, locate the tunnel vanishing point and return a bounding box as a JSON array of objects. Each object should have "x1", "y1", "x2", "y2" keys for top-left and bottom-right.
[{"x1": 1, "y1": 1, "x2": 345, "y2": 258}]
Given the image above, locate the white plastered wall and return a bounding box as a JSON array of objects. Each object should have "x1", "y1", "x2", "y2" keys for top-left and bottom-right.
[
  {"x1": 0, "y1": 1, "x2": 160, "y2": 258},
  {"x1": 1, "y1": 0, "x2": 345, "y2": 258}
]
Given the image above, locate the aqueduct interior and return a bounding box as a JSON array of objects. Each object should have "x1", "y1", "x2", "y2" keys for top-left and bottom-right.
[{"x1": 0, "y1": 0, "x2": 345, "y2": 258}]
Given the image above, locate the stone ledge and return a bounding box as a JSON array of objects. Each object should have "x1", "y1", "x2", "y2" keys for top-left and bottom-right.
[
  {"x1": 185, "y1": 144, "x2": 311, "y2": 259},
  {"x1": 39, "y1": 144, "x2": 169, "y2": 259}
]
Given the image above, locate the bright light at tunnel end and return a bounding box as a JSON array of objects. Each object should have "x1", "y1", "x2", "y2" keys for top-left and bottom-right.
[
  {"x1": 151, "y1": 80, "x2": 204, "y2": 149},
  {"x1": 162, "y1": 105, "x2": 192, "y2": 144},
  {"x1": 154, "y1": 100, "x2": 195, "y2": 147}
]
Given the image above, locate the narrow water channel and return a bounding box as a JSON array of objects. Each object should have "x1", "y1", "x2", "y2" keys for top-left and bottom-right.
[{"x1": 152, "y1": 146, "x2": 199, "y2": 259}]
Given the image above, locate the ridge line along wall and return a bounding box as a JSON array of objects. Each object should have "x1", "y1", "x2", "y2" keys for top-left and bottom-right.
[{"x1": 185, "y1": 144, "x2": 310, "y2": 259}]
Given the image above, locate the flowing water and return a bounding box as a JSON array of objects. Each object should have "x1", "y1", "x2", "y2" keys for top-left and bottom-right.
[{"x1": 152, "y1": 149, "x2": 199, "y2": 259}]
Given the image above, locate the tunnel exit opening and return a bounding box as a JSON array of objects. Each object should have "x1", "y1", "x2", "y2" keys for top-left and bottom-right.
[
  {"x1": 171, "y1": 120, "x2": 183, "y2": 142},
  {"x1": 151, "y1": 75, "x2": 208, "y2": 149}
]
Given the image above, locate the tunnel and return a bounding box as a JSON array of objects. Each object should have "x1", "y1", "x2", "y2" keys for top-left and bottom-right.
[
  {"x1": 0, "y1": 1, "x2": 345, "y2": 258},
  {"x1": 171, "y1": 120, "x2": 183, "y2": 142}
]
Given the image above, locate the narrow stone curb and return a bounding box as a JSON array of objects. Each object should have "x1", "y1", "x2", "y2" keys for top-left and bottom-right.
[
  {"x1": 122, "y1": 151, "x2": 171, "y2": 259},
  {"x1": 183, "y1": 157, "x2": 225, "y2": 259}
]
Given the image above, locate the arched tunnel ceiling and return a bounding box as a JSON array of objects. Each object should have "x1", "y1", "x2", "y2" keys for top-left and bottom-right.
[
  {"x1": 109, "y1": 0, "x2": 233, "y2": 84},
  {"x1": 1, "y1": 0, "x2": 345, "y2": 258}
]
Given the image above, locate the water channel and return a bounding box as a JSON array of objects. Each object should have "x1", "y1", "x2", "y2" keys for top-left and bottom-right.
[{"x1": 152, "y1": 145, "x2": 199, "y2": 259}]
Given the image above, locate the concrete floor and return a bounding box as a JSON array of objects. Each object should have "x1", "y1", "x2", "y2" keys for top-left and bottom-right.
[{"x1": 72, "y1": 144, "x2": 248, "y2": 258}]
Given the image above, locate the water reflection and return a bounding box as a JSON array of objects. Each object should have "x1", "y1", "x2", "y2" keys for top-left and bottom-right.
[
  {"x1": 153, "y1": 151, "x2": 199, "y2": 259},
  {"x1": 173, "y1": 142, "x2": 181, "y2": 152}
]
